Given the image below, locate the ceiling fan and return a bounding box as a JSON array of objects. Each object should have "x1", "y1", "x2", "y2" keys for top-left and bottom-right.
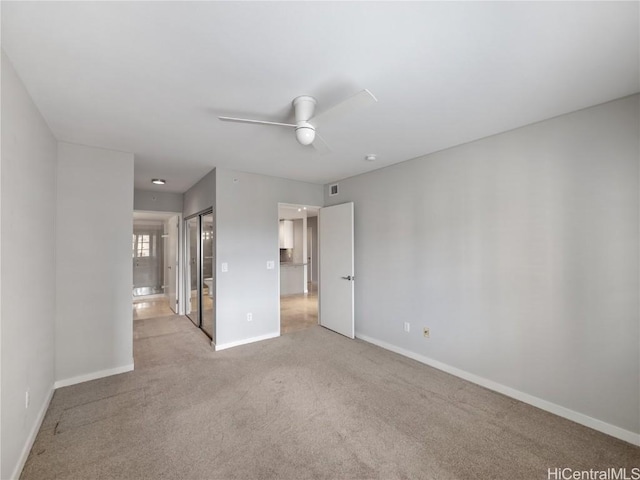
[{"x1": 218, "y1": 89, "x2": 377, "y2": 154}]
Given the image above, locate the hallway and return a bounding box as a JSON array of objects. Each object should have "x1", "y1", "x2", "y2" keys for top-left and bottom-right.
[
  {"x1": 132, "y1": 296, "x2": 174, "y2": 320},
  {"x1": 280, "y1": 289, "x2": 318, "y2": 334}
]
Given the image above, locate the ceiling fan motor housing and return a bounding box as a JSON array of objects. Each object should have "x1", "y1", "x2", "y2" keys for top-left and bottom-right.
[{"x1": 292, "y1": 95, "x2": 317, "y2": 121}]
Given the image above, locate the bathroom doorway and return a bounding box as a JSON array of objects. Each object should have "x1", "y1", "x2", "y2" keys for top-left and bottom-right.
[
  {"x1": 132, "y1": 211, "x2": 181, "y2": 320},
  {"x1": 278, "y1": 204, "x2": 320, "y2": 334},
  {"x1": 185, "y1": 210, "x2": 215, "y2": 341}
]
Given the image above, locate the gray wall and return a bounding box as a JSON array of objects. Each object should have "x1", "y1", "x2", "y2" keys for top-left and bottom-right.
[
  {"x1": 215, "y1": 168, "x2": 323, "y2": 347},
  {"x1": 56, "y1": 143, "x2": 134, "y2": 382},
  {"x1": 1, "y1": 51, "x2": 57, "y2": 480},
  {"x1": 134, "y1": 189, "x2": 183, "y2": 213},
  {"x1": 183, "y1": 169, "x2": 215, "y2": 218},
  {"x1": 324, "y1": 95, "x2": 639, "y2": 436}
]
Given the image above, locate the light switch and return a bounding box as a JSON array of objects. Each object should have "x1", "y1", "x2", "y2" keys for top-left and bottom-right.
[
  {"x1": 221, "y1": 262, "x2": 228, "y2": 273},
  {"x1": 266, "y1": 261, "x2": 275, "y2": 270}
]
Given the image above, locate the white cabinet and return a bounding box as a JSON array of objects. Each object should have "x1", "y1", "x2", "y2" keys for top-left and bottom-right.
[
  {"x1": 280, "y1": 264, "x2": 305, "y2": 295},
  {"x1": 279, "y1": 220, "x2": 293, "y2": 248}
]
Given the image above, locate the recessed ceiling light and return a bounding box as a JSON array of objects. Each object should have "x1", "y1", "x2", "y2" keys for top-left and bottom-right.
[
  {"x1": 365, "y1": 154, "x2": 377, "y2": 162},
  {"x1": 151, "y1": 179, "x2": 166, "y2": 185}
]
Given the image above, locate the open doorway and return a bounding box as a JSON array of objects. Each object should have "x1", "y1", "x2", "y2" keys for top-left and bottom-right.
[
  {"x1": 132, "y1": 211, "x2": 181, "y2": 320},
  {"x1": 278, "y1": 204, "x2": 320, "y2": 334}
]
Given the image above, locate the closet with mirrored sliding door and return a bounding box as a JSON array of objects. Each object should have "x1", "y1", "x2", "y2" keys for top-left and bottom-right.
[{"x1": 185, "y1": 210, "x2": 215, "y2": 341}]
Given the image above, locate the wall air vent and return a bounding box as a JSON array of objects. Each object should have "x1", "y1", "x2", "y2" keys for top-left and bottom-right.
[{"x1": 329, "y1": 184, "x2": 339, "y2": 196}]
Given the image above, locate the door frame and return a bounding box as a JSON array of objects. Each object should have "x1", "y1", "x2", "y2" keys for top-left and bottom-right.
[
  {"x1": 277, "y1": 203, "x2": 322, "y2": 334},
  {"x1": 165, "y1": 214, "x2": 181, "y2": 314},
  {"x1": 133, "y1": 210, "x2": 184, "y2": 314}
]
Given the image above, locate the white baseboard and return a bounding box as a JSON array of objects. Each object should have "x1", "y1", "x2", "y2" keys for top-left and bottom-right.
[
  {"x1": 54, "y1": 363, "x2": 134, "y2": 389},
  {"x1": 355, "y1": 333, "x2": 640, "y2": 447},
  {"x1": 215, "y1": 332, "x2": 279, "y2": 351},
  {"x1": 11, "y1": 385, "x2": 54, "y2": 480}
]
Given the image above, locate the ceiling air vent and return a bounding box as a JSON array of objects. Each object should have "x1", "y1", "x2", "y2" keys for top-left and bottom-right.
[{"x1": 329, "y1": 184, "x2": 339, "y2": 196}]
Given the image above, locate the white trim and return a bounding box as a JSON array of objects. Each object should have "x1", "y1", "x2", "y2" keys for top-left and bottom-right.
[
  {"x1": 11, "y1": 385, "x2": 54, "y2": 480},
  {"x1": 54, "y1": 363, "x2": 134, "y2": 389},
  {"x1": 214, "y1": 332, "x2": 279, "y2": 351},
  {"x1": 356, "y1": 333, "x2": 640, "y2": 447}
]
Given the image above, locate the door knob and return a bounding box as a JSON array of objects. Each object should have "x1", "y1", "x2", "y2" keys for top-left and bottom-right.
[{"x1": 341, "y1": 275, "x2": 354, "y2": 281}]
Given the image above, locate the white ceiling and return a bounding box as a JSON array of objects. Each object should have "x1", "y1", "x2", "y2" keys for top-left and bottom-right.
[{"x1": 2, "y1": 2, "x2": 638, "y2": 193}]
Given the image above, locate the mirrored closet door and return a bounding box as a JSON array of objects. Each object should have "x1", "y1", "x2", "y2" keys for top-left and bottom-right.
[{"x1": 185, "y1": 211, "x2": 215, "y2": 341}]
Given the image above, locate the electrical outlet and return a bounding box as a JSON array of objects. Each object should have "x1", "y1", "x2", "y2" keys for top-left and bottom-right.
[
  {"x1": 404, "y1": 322, "x2": 410, "y2": 333},
  {"x1": 423, "y1": 327, "x2": 430, "y2": 338},
  {"x1": 25, "y1": 390, "x2": 30, "y2": 409},
  {"x1": 266, "y1": 261, "x2": 275, "y2": 270},
  {"x1": 247, "y1": 313, "x2": 253, "y2": 322}
]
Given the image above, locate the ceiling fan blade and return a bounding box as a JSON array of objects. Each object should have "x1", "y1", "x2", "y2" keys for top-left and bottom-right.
[
  {"x1": 311, "y1": 133, "x2": 331, "y2": 155},
  {"x1": 218, "y1": 116, "x2": 296, "y2": 128},
  {"x1": 311, "y1": 89, "x2": 377, "y2": 125}
]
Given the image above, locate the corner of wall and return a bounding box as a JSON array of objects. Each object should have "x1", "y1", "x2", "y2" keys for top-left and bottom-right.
[{"x1": 9, "y1": 386, "x2": 55, "y2": 480}]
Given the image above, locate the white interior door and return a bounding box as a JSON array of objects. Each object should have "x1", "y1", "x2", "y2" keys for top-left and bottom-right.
[
  {"x1": 319, "y1": 202, "x2": 354, "y2": 338},
  {"x1": 167, "y1": 215, "x2": 179, "y2": 313}
]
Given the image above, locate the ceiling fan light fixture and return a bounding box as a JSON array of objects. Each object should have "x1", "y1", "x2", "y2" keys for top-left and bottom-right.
[{"x1": 295, "y1": 123, "x2": 316, "y2": 146}]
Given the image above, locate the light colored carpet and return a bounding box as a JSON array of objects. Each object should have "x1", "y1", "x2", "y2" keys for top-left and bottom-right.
[{"x1": 21, "y1": 315, "x2": 639, "y2": 479}]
